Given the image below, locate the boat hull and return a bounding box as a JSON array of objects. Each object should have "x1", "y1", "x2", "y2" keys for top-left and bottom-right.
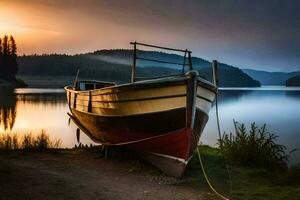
[{"x1": 66, "y1": 73, "x2": 215, "y2": 177}]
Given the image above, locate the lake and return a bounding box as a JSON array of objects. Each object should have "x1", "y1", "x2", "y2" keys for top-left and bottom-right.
[{"x1": 0, "y1": 86, "x2": 299, "y2": 162}]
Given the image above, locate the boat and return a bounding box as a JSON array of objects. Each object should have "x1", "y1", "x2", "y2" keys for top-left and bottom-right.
[{"x1": 65, "y1": 42, "x2": 217, "y2": 177}]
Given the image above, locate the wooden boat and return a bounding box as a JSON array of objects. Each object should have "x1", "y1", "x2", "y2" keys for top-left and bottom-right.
[{"x1": 65, "y1": 42, "x2": 217, "y2": 177}]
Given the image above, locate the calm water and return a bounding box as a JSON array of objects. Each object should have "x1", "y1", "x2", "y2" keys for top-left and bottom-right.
[{"x1": 0, "y1": 86, "x2": 299, "y2": 160}]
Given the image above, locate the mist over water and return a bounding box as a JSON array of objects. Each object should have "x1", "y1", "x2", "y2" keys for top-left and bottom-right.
[{"x1": 0, "y1": 86, "x2": 299, "y2": 161}]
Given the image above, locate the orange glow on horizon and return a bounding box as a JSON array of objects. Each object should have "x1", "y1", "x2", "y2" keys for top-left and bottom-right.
[
  {"x1": 0, "y1": 2, "x2": 66, "y2": 55},
  {"x1": 0, "y1": 5, "x2": 26, "y2": 35},
  {"x1": 0, "y1": 0, "x2": 157, "y2": 55}
]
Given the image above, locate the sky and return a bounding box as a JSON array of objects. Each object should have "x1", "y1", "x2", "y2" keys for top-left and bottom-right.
[{"x1": 0, "y1": 0, "x2": 300, "y2": 72}]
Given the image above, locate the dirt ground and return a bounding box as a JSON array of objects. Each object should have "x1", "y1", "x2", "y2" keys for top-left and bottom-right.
[{"x1": 0, "y1": 149, "x2": 218, "y2": 200}]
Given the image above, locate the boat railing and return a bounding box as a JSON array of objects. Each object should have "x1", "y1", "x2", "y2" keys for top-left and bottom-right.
[
  {"x1": 75, "y1": 80, "x2": 116, "y2": 91},
  {"x1": 130, "y1": 42, "x2": 193, "y2": 83},
  {"x1": 135, "y1": 73, "x2": 184, "y2": 81}
]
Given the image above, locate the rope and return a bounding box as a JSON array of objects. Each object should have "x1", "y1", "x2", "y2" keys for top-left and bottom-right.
[
  {"x1": 197, "y1": 88, "x2": 232, "y2": 200},
  {"x1": 197, "y1": 148, "x2": 230, "y2": 200}
]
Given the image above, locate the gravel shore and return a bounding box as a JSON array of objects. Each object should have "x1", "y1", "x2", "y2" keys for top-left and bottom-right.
[{"x1": 0, "y1": 149, "x2": 217, "y2": 200}]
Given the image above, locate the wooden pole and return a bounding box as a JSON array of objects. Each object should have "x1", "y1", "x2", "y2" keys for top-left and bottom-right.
[
  {"x1": 212, "y1": 60, "x2": 219, "y2": 87},
  {"x1": 73, "y1": 68, "x2": 80, "y2": 89},
  {"x1": 131, "y1": 42, "x2": 137, "y2": 83},
  {"x1": 188, "y1": 52, "x2": 193, "y2": 71},
  {"x1": 182, "y1": 50, "x2": 187, "y2": 73}
]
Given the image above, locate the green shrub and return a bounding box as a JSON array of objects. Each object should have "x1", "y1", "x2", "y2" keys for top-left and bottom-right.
[{"x1": 219, "y1": 122, "x2": 289, "y2": 170}]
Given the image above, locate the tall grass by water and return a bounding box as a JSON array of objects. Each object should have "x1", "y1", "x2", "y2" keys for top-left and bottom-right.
[
  {"x1": 0, "y1": 130, "x2": 61, "y2": 151},
  {"x1": 219, "y1": 121, "x2": 294, "y2": 170},
  {"x1": 191, "y1": 122, "x2": 300, "y2": 200}
]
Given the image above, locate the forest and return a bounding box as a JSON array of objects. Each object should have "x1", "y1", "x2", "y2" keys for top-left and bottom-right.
[
  {"x1": 0, "y1": 35, "x2": 18, "y2": 81},
  {"x1": 17, "y1": 50, "x2": 261, "y2": 87},
  {"x1": 286, "y1": 75, "x2": 300, "y2": 86}
]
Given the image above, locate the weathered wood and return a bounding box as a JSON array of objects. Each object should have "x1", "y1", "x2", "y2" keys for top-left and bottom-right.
[
  {"x1": 74, "y1": 93, "x2": 77, "y2": 109},
  {"x1": 131, "y1": 42, "x2": 137, "y2": 83},
  {"x1": 182, "y1": 50, "x2": 187, "y2": 73},
  {"x1": 188, "y1": 52, "x2": 193, "y2": 71},
  {"x1": 73, "y1": 68, "x2": 80, "y2": 88},
  {"x1": 88, "y1": 91, "x2": 92, "y2": 112},
  {"x1": 64, "y1": 42, "x2": 217, "y2": 177},
  {"x1": 212, "y1": 60, "x2": 219, "y2": 87},
  {"x1": 186, "y1": 71, "x2": 197, "y2": 130}
]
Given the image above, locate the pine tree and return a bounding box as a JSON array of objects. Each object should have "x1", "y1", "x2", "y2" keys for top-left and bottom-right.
[
  {"x1": 0, "y1": 38, "x2": 2, "y2": 77},
  {"x1": 0, "y1": 35, "x2": 18, "y2": 81},
  {"x1": 2, "y1": 35, "x2": 9, "y2": 56},
  {"x1": 1, "y1": 36, "x2": 10, "y2": 78},
  {"x1": 0, "y1": 38, "x2": 2, "y2": 56},
  {"x1": 9, "y1": 36, "x2": 17, "y2": 56},
  {"x1": 9, "y1": 35, "x2": 18, "y2": 79}
]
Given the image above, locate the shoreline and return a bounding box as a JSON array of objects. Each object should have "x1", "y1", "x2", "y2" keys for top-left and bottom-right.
[
  {"x1": 0, "y1": 148, "x2": 217, "y2": 200},
  {"x1": 1, "y1": 146, "x2": 299, "y2": 200}
]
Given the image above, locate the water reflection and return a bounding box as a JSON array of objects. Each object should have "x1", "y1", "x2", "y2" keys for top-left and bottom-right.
[
  {"x1": 284, "y1": 89, "x2": 300, "y2": 100},
  {"x1": 217, "y1": 90, "x2": 252, "y2": 105},
  {"x1": 0, "y1": 87, "x2": 17, "y2": 131},
  {"x1": 16, "y1": 93, "x2": 66, "y2": 106},
  {"x1": 0, "y1": 86, "x2": 299, "y2": 159},
  {"x1": 202, "y1": 88, "x2": 300, "y2": 161},
  {"x1": 0, "y1": 87, "x2": 93, "y2": 148}
]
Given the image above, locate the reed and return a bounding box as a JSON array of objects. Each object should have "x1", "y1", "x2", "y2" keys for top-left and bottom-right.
[
  {"x1": 0, "y1": 130, "x2": 61, "y2": 151},
  {"x1": 219, "y1": 121, "x2": 290, "y2": 170},
  {"x1": 0, "y1": 134, "x2": 19, "y2": 150}
]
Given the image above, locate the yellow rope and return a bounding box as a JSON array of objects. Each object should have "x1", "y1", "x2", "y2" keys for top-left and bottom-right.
[{"x1": 197, "y1": 147, "x2": 230, "y2": 200}]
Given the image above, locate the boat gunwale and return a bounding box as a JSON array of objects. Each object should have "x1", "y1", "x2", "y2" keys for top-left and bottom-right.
[{"x1": 64, "y1": 75, "x2": 216, "y2": 95}]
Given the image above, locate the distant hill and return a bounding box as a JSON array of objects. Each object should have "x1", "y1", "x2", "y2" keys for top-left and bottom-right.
[
  {"x1": 286, "y1": 75, "x2": 300, "y2": 86},
  {"x1": 242, "y1": 69, "x2": 300, "y2": 85},
  {"x1": 17, "y1": 50, "x2": 260, "y2": 87}
]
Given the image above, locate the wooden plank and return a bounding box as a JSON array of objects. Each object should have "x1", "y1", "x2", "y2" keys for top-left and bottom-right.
[{"x1": 75, "y1": 96, "x2": 186, "y2": 116}]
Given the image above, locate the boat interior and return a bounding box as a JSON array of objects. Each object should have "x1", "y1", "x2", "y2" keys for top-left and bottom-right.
[{"x1": 76, "y1": 80, "x2": 116, "y2": 91}]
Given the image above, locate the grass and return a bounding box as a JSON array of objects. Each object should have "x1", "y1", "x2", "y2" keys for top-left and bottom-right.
[
  {"x1": 219, "y1": 121, "x2": 290, "y2": 170},
  {"x1": 0, "y1": 130, "x2": 61, "y2": 151},
  {"x1": 187, "y1": 145, "x2": 300, "y2": 200},
  {"x1": 187, "y1": 121, "x2": 299, "y2": 199}
]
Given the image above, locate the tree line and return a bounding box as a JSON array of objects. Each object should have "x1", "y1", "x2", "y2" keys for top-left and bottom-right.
[
  {"x1": 17, "y1": 50, "x2": 260, "y2": 87},
  {"x1": 0, "y1": 35, "x2": 18, "y2": 81}
]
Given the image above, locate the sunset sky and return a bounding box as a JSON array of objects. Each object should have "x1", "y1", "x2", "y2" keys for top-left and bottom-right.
[{"x1": 0, "y1": 0, "x2": 299, "y2": 72}]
